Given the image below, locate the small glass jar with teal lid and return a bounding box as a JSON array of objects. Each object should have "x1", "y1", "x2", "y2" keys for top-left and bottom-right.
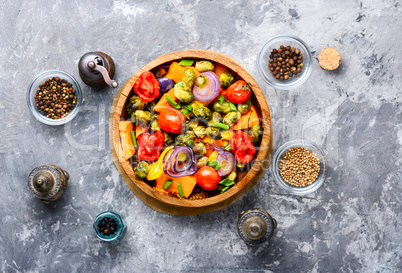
[{"x1": 93, "y1": 211, "x2": 126, "y2": 242}]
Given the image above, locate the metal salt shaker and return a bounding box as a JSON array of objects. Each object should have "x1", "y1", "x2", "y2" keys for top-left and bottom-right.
[
  {"x1": 237, "y1": 208, "x2": 277, "y2": 246},
  {"x1": 28, "y1": 164, "x2": 69, "y2": 203},
  {"x1": 78, "y1": 51, "x2": 118, "y2": 88}
]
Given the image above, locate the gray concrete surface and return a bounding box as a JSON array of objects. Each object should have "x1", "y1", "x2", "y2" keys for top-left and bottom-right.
[{"x1": 0, "y1": 0, "x2": 401, "y2": 272}]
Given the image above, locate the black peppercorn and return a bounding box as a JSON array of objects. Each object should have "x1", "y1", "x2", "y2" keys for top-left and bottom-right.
[
  {"x1": 34, "y1": 77, "x2": 77, "y2": 119},
  {"x1": 267, "y1": 45, "x2": 304, "y2": 81},
  {"x1": 98, "y1": 217, "x2": 118, "y2": 236}
]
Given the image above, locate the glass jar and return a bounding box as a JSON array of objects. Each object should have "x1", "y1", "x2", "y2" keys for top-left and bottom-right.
[{"x1": 93, "y1": 211, "x2": 126, "y2": 242}]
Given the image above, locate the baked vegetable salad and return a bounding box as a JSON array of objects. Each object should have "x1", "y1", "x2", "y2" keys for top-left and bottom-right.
[{"x1": 119, "y1": 59, "x2": 263, "y2": 199}]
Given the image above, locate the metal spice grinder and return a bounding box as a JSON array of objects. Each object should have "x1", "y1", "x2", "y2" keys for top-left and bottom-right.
[
  {"x1": 28, "y1": 164, "x2": 69, "y2": 203},
  {"x1": 237, "y1": 208, "x2": 277, "y2": 246},
  {"x1": 78, "y1": 51, "x2": 118, "y2": 88}
]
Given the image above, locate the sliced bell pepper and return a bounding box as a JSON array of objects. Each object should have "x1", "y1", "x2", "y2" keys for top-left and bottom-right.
[
  {"x1": 147, "y1": 146, "x2": 174, "y2": 180},
  {"x1": 233, "y1": 105, "x2": 260, "y2": 130},
  {"x1": 119, "y1": 121, "x2": 135, "y2": 160},
  {"x1": 221, "y1": 130, "x2": 234, "y2": 140},
  {"x1": 213, "y1": 63, "x2": 230, "y2": 78},
  {"x1": 204, "y1": 143, "x2": 214, "y2": 158},
  {"x1": 208, "y1": 151, "x2": 218, "y2": 162},
  {"x1": 136, "y1": 124, "x2": 148, "y2": 137},
  {"x1": 154, "y1": 89, "x2": 178, "y2": 113},
  {"x1": 164, "y1": 62, "x2": 200, "y2": 83},
  {"x1": 154, "y1": 173, "x2": 197, "y2": 198},
  {"x1": 201, "y1": 135, "x2": 225, "y2": 148}
]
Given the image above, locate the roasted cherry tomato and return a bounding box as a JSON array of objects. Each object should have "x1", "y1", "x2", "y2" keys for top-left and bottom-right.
[
  {"x1": 226, "y1": 80, "x2": 251, "y2": 103},
  {"x1": 230, "y1": 131, "x2": 256, "y2": 163},
  {"x1": 158, "y1": 108, "x2": 185, "y2": 134},
  {"x1": 133, "y1": 71, "x2": 160, "y2": 102},
  {"x1": 137, "y1": 131, "x2": 164, "y2": 161},
  {"x1": 196, "y1": 166, "x2": 221, "y2": 191}
]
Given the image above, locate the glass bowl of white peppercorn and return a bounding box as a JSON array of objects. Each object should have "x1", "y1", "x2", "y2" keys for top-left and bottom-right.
[{"x1": 272, "y1": 139, "x2": 327, "y2": 195}]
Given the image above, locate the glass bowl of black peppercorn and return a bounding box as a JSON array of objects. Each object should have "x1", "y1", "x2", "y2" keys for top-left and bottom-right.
[
  {"x1": 257, "y1": 35, "x2": 312, "y2": 90},
  {"x1": 27, "y1": 70, "x2": 83, "y2": 125},
  {"x1": 93, "y1": 211, "x2": 126, "y2": 242}
]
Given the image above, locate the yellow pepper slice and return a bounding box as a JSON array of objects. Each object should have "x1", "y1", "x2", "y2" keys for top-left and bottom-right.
[
  {"x1": 221, "y1": 130, "x2": 234, "y2": 140},
  {"x1": 146, "y1": 146, "x2": 174, "y2": 180},
  {"x1": 202, "y1": 135, "x2": 212, "y2": 144},
  {"x1": 119, "y1": 121, "x2": 135, "y2": 161},
  {"x1": 202, "y1": 130, "x2": 233, "y2": 145},
  {"x1": 208, "y1": 151, "x2": 218, "y2": 162}
]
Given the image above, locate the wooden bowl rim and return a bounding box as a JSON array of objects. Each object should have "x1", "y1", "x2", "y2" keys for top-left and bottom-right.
[{"x1": 111, "y1": 49, "x2": 272, "y2": 210}]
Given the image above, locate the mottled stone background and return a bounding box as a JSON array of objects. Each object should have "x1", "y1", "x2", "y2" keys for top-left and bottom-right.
[{"x1": 0, "y1": 0, "x2": 400, "y2": 272}]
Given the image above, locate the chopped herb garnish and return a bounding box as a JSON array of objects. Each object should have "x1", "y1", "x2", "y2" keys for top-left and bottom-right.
[
  {"x1": 219, "y1": 178, "x2": 235, "y2": 187},
  {"x1": 165, "y1": 94, "x2": 181, "y2": 109},
  {"x1": 217, "y1": 95, "x2": 225, "y2": 104},
  {"x1": 224, "y1": 144, "x2": 231, "y2": 151},
  {"x1": 214, "y1": 122, "x2": 229, "y2": 130},
  {"x1": 179, "y1": 59, "x2": 194, "y2": 67},
  {"x1": 228, "y1": 101, "x2": 237, "y2": 112},
  {"x1": 208, "y1": 160, "x2": 222, "y2": 170},
  {"x1": 163, "y1": 180, "x2": 173, "y2": 190},
  {"x1": 131, "y1": 130, "x2": 137, "y2": 148},
  {"x1": 178, "y1": 182, "x2": 184, "y2": 198},
  {"x1": 131, "y1": 112, "x2": 136, "y2": 124},
  {"x1": 175, "y1": 81, "x2": 184, "y2": 87},
  {"x1": 184, "y1": 104, "x2": 193, "y2": 111}
]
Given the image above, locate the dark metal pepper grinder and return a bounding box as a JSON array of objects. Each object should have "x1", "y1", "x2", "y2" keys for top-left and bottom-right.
[
  {"x1": 28, "y1": 164, "x2": 69, "y2": 204},
  {"x1": 237, "y1": 208, "x2": 277, "y2": 246},
  {"x1": 78, "y1": 51, "x2": 118, "y2": 88}
]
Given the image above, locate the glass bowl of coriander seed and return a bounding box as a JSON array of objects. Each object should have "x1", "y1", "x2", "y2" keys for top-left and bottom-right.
[{"x1": 272, "y1": 139, "x2": 327, "y2": 195}]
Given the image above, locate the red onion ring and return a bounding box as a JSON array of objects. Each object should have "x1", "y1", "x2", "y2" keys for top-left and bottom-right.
[
  {"x1": 163, "y1": 146, "x2": 197, "y2": 177},
  {"x1": 192, "y1": 71, "x2": 220, "y2": 103},
  {"x1": 213, "y1": 144, "x2": 236, "y2": 177}
]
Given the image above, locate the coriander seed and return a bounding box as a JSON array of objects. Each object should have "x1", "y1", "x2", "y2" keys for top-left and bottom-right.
[{"x1": 279, "y1": 146, "x2": 320, "y2": 187}]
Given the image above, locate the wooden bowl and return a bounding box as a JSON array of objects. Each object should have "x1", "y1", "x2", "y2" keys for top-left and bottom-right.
[{"x1": 110, "y1": 49, "x2": 273, "y2": 215}]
